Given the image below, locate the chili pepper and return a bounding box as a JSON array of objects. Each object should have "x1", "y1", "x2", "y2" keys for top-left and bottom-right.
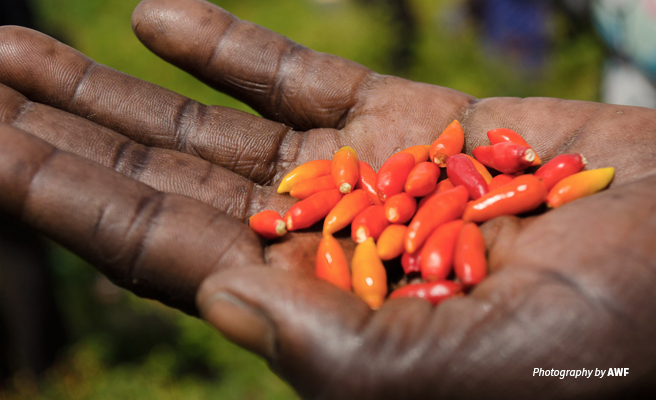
[
  {"x1": 446, "y1": 154, "x2": 489, "y2": 200},
  {"x1": 323, "y1": 189, "x2": 371, "y2": 235},
  {"x1": 429, "y1": 120, "x2": 465, "y2": 167},
  {"x1": 463, "y1": 175, "x2": 547, "y2": 223},
  {"x1": 405, "y1": 185, "x2": 469, "y2": 253},
  {"x1": 351, "y1": 205, "x2": 389, "y2": 244},
  {"x1": 277, "y1": 159, "x2": 332, "y2": 193},
  {"x1": 376, "y1": 152, "x2": 416, "y2": 202},
  {"x1": 400, "y1": 144, "x2": 431, "y2": 164},
  {"x1": 401, "y1": 249, "x2": 422, "y2": 275},
  {"x1": 284, "y1": 188, "x2": 343, "y2": 231},
  {"x1": 546, "y1": 167, "x2": 614, "y2": 208},
  {"x1": 487, "y1": 128, "x2": 541, "y2": 166},
  {"x1": 405, "y1": 162, "x2": 440, "y2": 197},
  {"x1": 487, "y1": 174, "x2": 515, "y2": 191},
  {"x1": 388, "y1": 281, "x2": 463, "y2": 305},
  {"x1": 472, "y1": 142, "x2": 536, "y2": 174},
  {"x1": 248, "y1": 210, "x2": 287, "y2": 239},
  {"x1": 417, "y1": 178, "x2": 455, "y2": 209},
  {"x1": 454, "y1": 222, "x2": 487, "y2": 286},
  {"x1": 316, "y1": 234, "x2": 351, "y2": 291},
  {"x1": 385, "y1": 192, "x2": 417, "y2": 224},
  {"x1": 420, "y1": 219, "x2": 465, "y2": 281},
  {"x1": 377, "y1": 224, "x2": 407, "y2": 260},
  {"x1": 332, "y1": 146, "x2": 359, "y2": 193},
  {"x1": 355, "y1": 161, "x2": 382, "y2": 205},
  {"x1": 290, "y1": 175, "x2": 336, "y2": 199},
  {"x1": 464, "y1": 154, "x2": 493, "y2": 184},
  {"x1": 534, "y1": 153, "x2": 587, "y2": 191},
  {"x1": 351, "y1": 237, "x2": 387, "y2": 309}
]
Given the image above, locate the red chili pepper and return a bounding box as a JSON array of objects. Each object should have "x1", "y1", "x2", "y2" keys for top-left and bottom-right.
[
  {"x1": 401, "y1": 248, "x2": 422, "y2": 275},
  {"x1": 446, "y1": 154, "x2": 489, "y2": 200},
  {"x1": 284, "y1": 189, "x2": 343, "y2": 231},
  {"x1": 316, "y1": 234, "x2": 351, "y2": 291},
  {"x1": 376, "y1": 152, "x2": 416, "y2": 202},
  {"x1": 277, "y1": 159, "x2": 332, "y2": 193},
  {"x1": 332, "y1": 146, "x2": 359, "y2": 193},
  {"x1": 388, "y1": 281, "x2": 463, "y2": 305},
  {"x1": 546, "y1": 167, "x2": 614, "y2": 208},
  {"x1": 472, "y1": 142, "x2": 536, "y2": 174},
  {"x1": 351, "y1": 205, "x2": 389, "y2": 244},
  {"x1": 418, "y1": 178, "x2": 455, "y2": 209},
  {"x1": 399, "y1": 144, "x2": 431, "y2": 164},
  {"x1": 420, "y1": 219, "x2": 465, "y2": 281},
  {"x1": 248, "y1": 210, "x2": 287, "y2": 239},
  {"x1": 384, "y1": 192, "x2": 417, "y2": 224},
  {"x1": 463, "y1": 175, "x2": 547, "y2": 223},
  {"x1": 454, "y1": 222, "x2": 487, "y2": 286},
  {"x1": 534, "y1": 153, "x2": 587, "y2": 191},
  {"x1": 377, "y1": 224, "x2": 407, "y2": 260},
  {"x1": 405, "y1": 186, "x2": 469, "y2": 253},
  {"x1": 289, "y1": 175, "x2": 336, "y2": 199},
  {"x1": 355, "y1": 161, "x2": 382, "y2": 205},
  {"x1": 464, "y1": 154, "x2": 493, "y2": 184},
  {"x1": 323, "y1": 189, "x2": 371, "y2": 235},
  {"x1": 405, "y1": 162, "x2": 440, "y2": 197},
  {"x1": 429, "y1": 120, "x2": 464, "y2": 167},
  {"x1": 487, "y1": 174, "x2": 515, "y2": 191},
  {"x1": 487, "y1": 128, "x2": 541, "y2": 166},
  {"x1": 352, "y1": 238, "x2": 387, "y2": 309}
]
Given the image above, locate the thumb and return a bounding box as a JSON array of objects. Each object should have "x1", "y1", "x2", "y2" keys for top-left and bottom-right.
[{"x1": 195, "y1": 266, "x2": 484, "y2": 399}]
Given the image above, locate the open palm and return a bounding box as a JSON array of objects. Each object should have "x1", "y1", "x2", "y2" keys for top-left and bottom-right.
[{"x1": 1, "y1": 0, "x2": 655, "y2": 398}]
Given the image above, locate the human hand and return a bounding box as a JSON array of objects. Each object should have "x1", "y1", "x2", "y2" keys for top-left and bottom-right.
[{"x1": 1, "y1": 0, "x2": 656, "y2": 398}]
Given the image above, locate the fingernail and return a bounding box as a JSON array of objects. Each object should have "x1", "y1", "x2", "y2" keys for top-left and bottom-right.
[{"x1": 201, "y1": 291, "x2": 276, "y2": 360}]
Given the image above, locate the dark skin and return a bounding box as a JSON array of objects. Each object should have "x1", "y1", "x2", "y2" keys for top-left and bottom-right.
[{"x1": 1, "y1": 0, "x2": 655, "y2": 398}]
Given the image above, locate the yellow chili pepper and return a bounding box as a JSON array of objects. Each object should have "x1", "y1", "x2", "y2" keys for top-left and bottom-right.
[
  {"x1": 352, "y1": 238, "x2": 387, "y2": 310},
  {"x1": 546, "y1": 167, "x2": 615, "y2": 208}
]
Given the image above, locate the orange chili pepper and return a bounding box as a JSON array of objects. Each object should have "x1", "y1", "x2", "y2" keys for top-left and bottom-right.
[
  {"x1": 446, "y1": 154, "x2": 489, "y2": 200},
  {"x1": 417, "y1": 178, "x2": 455, "y2": 209},
  {"x1": 405, "y1": 162, "x2": 440, "y2": 197},
  {"x1": 351, "y1": 238, "x2": 387, "y2": 309},
  {"x1": 384, "y1": 192, "x2": 417, "y2": 224},
  {"x1": 355, "y1": 161, "x2": 382, "y2": 205},
  {"x1": 323, "y1": 189, "x2": 371, "y2": 235},
  {"x1": 405, "y1": 185, "x2": 469, "y2": 253},
  {"x1": 376, "y1": 152, "x2": 416, "y2": 202},
  {"x1": 420, "y1": 219, "x2": 465, "y2": 281},
  {"x1": 399, "y1": 144, "x2": 431, "y2": 164},
  {"x1": 487, "y1": 174, "x2": 515, "y2": 191},
  {"x1": 534, "y1": 153, "x2": 587, "y2": 191},
  {"x1": 429, "y1": 120, "x2": 464, "y2": 167},
  {"x1": 454, "y1": 222, "x2": 487, "y2": 286},
  {"x1": 464, "y1": 154, "x2": 493, "y2": 184},
  {"x1": 388, "y1": 281, "x2": 463, "y2": 305},
  {"x1": 401, "y1": 248, "x2": 422, "y2": 275},
  {"x1": 487, "y1": 128, "x2": 541, "y2": 166},
  {"x1": 332, "y1": 146, "x2": 359, "y2": 194},
  {"x1": 316, "y1": 234, "x2": 351, "y2": 291},
  {"x1": 377, "y1": 224, "x2": 407, "y2": 260},
  {"x1": 284, "y1": 189, "x2": 343, "y2": 231},
  {"x1": 462, "y1": 175, "x2": 547, "y2": 223},
  {"x1": 248, "y1": 210, "x2": 287, "y2": 239},
  {"x1": 546, "y1": 167, "x2": 614, "y2": 208},
  {"x1": 351, "y1": 205, "x2": 389, "y2": 244},
  {"x1": 277, "y1": 159, "x2": 331, "y2": 193},
  {"x1": 289, "y1": 175, "x2": 336, "y2": 199}
]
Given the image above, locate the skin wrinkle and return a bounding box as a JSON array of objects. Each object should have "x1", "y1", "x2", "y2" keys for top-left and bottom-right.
[
  {"x1": 171, "y1": 97, "x2": 197, "y2": 154},
  {"x1": 271, "y1": 43, "x2": 302, "y2": 127},
  {"x1": 21, "y1": 145, "x2": 57, "y2": 220},
  {"x1": 69, "y1": 59, "x2": 98, "y2": 111},
  {"x1": 204, "y1": 13, "x2": 238, "y2": 72},
  {"x1": 557, "y1": 105, "x2": 603, "y2": 156}
]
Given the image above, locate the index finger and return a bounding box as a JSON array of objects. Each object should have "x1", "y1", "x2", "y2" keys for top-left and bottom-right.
[{"x1": 132, "y1": 0, "x2": 374, "y2": 131}]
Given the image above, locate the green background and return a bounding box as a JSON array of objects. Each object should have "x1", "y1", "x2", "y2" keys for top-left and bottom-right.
[{"x1": 2, "y1": 0, "x2": 604, "y2": 398}]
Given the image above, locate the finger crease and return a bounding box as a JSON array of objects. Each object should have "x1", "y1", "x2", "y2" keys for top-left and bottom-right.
[
  {"x1": 206, "y1": 16, "x2": 240, "y2": 72},
  {"x1": 70, "y1": 60, "x2": 98, "y2": 111},
  {"x1": 173, "y1": 99, "x2": 200, "y2": 154}
]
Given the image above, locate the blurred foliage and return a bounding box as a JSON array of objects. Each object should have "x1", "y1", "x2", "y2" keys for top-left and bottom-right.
[{"x1": 1, "y1": 0, "x2": 604, "y2": 398}]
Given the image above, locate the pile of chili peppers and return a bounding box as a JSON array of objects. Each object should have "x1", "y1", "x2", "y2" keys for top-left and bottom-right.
[{"x1": 248, "y1": 121, "x2": 615, "y2": 309}]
